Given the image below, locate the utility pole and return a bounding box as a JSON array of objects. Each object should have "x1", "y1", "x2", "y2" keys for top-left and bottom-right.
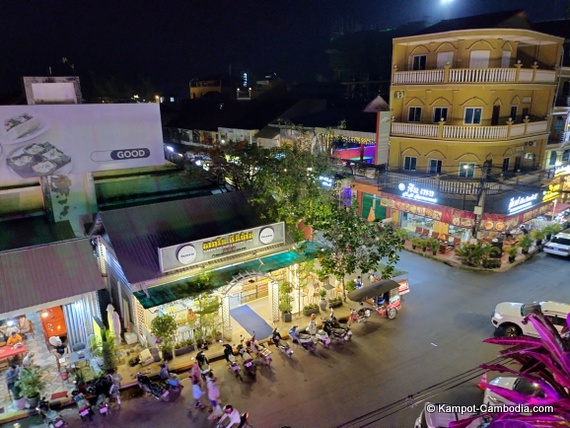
[{"x1": 472, "y1": 160, "x2": 493, "y2": 239}]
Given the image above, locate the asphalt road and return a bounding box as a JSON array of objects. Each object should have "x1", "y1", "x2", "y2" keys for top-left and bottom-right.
[{"x1": 6, "y1": 250, "x2": 570, "y2": 428}]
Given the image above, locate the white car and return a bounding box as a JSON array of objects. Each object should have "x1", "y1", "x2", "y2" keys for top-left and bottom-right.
[
  {"x1": 491, "y1": 301, "x2": 570, "y2": 337},
  {"x1": 543, "y1": 230, "x2": 570, "y2": 258},
  {"x1": 414, "y1": 402, "x2": 490, "y2": 428},
  {"x1": 483, "y1": 376, "x2": 543, "y2": 406}
]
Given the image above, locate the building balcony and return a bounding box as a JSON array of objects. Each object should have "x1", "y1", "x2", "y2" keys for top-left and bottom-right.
[
  {"x1": 391, "y1": 119, "x2": 548, "y2": 141},
  {"x1": 392, "y1": 63, "x2": 556, "y2": 86}
]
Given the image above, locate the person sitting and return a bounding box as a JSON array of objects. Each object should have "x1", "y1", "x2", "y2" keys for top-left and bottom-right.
[
  {"x1": 0, "y1": 329, "x2": 7, "y2": 345},
  {"x1": 49, "y1": 336, "x2": 69, "y2": 357},
  {"x1": 17, "y1": 316, "x2": 34, "y2": 338},
  {"x1": 7, "y1": 331, "x2": 22, "y2": 346}
]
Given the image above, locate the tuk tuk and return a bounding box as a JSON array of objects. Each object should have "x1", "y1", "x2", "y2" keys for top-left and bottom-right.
[{"x1": 347, "y1": 278, "x2": 410, "y2": 320}]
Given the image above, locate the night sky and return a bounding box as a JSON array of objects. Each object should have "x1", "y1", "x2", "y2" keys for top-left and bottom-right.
[{"x1": 1, "y1": 0, "x2": 567, "y2": 99}]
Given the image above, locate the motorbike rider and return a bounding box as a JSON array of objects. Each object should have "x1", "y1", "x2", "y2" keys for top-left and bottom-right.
[
  {"x1": 217, "y1": 404, "x2": 241, "y2": 427},
  {"x1": 159, "y1": 363, "x2": 170, "y2": 381},
  {"x1": 196, "y1": 350, "x2": 209, "y2": 367}
]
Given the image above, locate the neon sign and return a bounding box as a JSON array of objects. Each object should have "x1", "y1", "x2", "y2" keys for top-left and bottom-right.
[
  {"x1": 555, "y1": 164, "x2": 570, "y2": 177},
  {"x1": 398, "y1": 183, "x2": 438, "y2": 204},
  {"x1": 542, "y1": 184, "x2": 560, "y2": 203},
  {"x1": 508, "y1": 193, "x2": 539, "y2": 215}
]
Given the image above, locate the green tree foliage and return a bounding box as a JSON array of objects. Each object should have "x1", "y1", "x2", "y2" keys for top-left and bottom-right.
[{"x1": 150, "y1": 314, "x2": 178, "y2": 354}]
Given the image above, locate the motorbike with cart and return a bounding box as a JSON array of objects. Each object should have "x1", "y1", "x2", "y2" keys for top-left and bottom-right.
[{"x1": 347, "y1": 278, "x2": 410, "y2": 320}]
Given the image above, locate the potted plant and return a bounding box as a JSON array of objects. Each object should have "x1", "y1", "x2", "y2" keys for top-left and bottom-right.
[
  {"x1": 101, "y1": 329, "x2": 118, "y2": 372},
  {"x1": 530, "y1": 228, "x2": 545, "y2": 251},
  {"x1": 481, "y1": 246, "x2": 502, "y2": 268},
  {"x1": 411, "y1": 237, "x2": 422, "y2": 250},
  {"x1": 427, "y1": 238, "x2": 440, "y2": 255},
  {"x1": 506, "y1": 244, "x2": 519, "y2": 263},
  {"x1": 16, "y1": 366, "x2": 46, "y2": 408},
  {"x1": 11, "y1": 382, "x2": 26, "y2": 410},
  {"x1": 395, "y1": 228, "x2": 409, "y2": 244},
  {"x1": 318, "y1": 288, "x2": 328, "y2": 311},
  {"x1": 328, "y1": 295, "x2": 343, "y2": 308},
  {"x1": 455, "y1": 242, "x2": 486, "y2": 267},
  {"x1": 303, "y1": 303, "x2": 320, "y2": 316},
  {"x1": 150, "y1": 313, "x2": 178, "y2": 361},
  {"x1": 174, "y1": 338, "x2": 196, "y2": 356},
  {"x1": 420, "y1": 238, "x2": 429, "y2": 253},
  {"x1": 518, "y1": 233, "x2": 533, "y2": 255},
  {"x1": 279, "y1": 281, "x2": 294, "y2": 322}
]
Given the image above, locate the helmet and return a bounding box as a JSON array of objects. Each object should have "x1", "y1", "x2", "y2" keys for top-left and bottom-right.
[{"x1": 310, "y1": 313, "x2": 316, "y2": 320}]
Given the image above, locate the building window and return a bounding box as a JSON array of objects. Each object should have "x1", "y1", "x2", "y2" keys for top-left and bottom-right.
[
  {"x1": 404, "y1": 156, "x2": 417, "y2": 171},
  {"x1": 433, "y1": 107, "x2": 448, "y2": 123},
  {"x1": 563, "y1": 149, "x2": 570, "y2": 162},
  {"x1": 549, "y1": 151, "x2": 558, "y2": 166},
  {"x1": 502, "y1": 158, "x2": 510, "y2": 172},
  {"x1": 408, "y1": 107, "x2": 422, "y2": 122},
  {"x1": 459, "y1": 162, "x2": 475, "y2": 178},
  {"x1": 510, "y1": 106, "x2": 518, "y2": 122},
  {"x1": 428, "y1": 159, "x2": 442, "y2": 174},
  {"x1": 412, "y1": 55, "x2": 426, "y2": 71},
  {"x1": 464, "y1": 108, "x2": 482, "y2": 124},
  {"x1": 555, "y1": 117, "x2": 564, "y2": 132}
]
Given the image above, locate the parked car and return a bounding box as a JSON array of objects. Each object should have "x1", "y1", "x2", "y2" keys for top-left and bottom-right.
[
  {"x1": 414, "y1": 402, "x2": 490, "y2": 428},
  {"x1": 543, "y1": 229, "x2": 570, "y2": 258},
  {"x1": 492, "y1": 301, "x2": 570, "y2": 337},
  {"x1": 483, "y1": 376, "x2": 543, "y2": 406}
]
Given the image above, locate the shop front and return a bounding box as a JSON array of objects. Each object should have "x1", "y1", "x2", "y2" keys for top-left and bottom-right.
[{"x1": 91, "y1": 191, "x2": 323, "y2": 349}]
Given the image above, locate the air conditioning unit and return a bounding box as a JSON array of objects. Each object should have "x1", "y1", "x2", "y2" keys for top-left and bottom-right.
[{"x1": 394, "y1": 91, "x2": 404, "y2": 99}]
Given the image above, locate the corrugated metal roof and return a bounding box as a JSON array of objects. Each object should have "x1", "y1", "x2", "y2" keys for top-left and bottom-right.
[
  {"x1": 0, "y1": 239, "x2": 104, "y2": 315},
  {"x1": 97, "y1": 191, "x2": 268, "y2": 285}
]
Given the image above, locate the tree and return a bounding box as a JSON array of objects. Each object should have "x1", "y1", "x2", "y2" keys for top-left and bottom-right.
[
  {"x1": 452, "y1": 311, "x2": 570, "y2": 427},
  {"x1": 150, "y1": 314, "x2": 178, "y2": 357},
  {"x1": 308, "y1": 187, "x2": 403, "y2": 300}
]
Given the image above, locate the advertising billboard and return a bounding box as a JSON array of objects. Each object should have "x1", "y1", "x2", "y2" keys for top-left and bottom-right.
[
  {"x1": 0, "y1": 104, "x2": 164, "y2": 180},
  {"x1": 158, "y1": 222, "x2": 286, "y2": 273}
]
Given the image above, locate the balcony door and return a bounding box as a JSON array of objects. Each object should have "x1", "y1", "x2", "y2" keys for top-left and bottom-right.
[
  {"x1": 469, "y1": 50, "x2": 490, "y2": 68},
  {"x1": 428, "y1": 159, "x2": 442, "y2": 174},
  {"x1": 491, "y1": 105, "x2": 500, "y2": 126},
  {"x1": 437, "y1": 52, "x2": 453, "y2": 69}
]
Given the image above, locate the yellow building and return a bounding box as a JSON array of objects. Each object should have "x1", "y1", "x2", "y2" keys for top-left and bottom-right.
[{"x1": 389, "y1": 13, "x2": 564, "y2": 177}]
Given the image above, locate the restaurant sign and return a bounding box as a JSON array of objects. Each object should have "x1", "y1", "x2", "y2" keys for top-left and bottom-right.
[
  {"x1": 158, "y1": 222, "x2": 285, "y2": 273},
  {"x1": 398, "y1": 183, "x2": 438, "y2": 204},
  {"x1": 507, "y1": 193, "x2": 539, "y2": 215},
  {"x1": 542, "y1": 183, "x2": 561, "y2": 203}
]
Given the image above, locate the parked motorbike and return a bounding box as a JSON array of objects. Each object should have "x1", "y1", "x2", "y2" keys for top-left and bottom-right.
[
  {"x1": 322, "y1": 319, "x2": 352, "y2": 342},
  {"x1": 349, "y1": 308, "x2": 371, "y2": 324},
  {"x1": 71, "y1": 389, "x2": 94, "y2": 422},
  {"x1": 159, "y1": 363, "x2": 183, "y2": 391},
  {"x1": 237, "y1": 340, "x2": 256, "y2": 376},
  {"x1": 223, "y1": 343, "x2": 241, "y2": 377},
  {"x1": 247, "y1": 333, "x2": 272, "y2": 366},
  {"x1": 216, "y1": 410, "x2": 252, "y2": 428},
  {"x1": 313, "y1": 327, "x2": 332, "y2": 348},
  {"x1": 196, "y1": 350, "x2": 212, "y2": 379},
  {"x1": 134, "y1": 371, "x2": 170, "y2": 401},
  {"x1": 288, "y1": 325, "x2": 317, "y2": 352},
  {"x1": 271, "y1": 328, "x2": 293, "y2": 357},
  {"x1": 36, "y1": 397, "x2": 69, "y2": 428}
]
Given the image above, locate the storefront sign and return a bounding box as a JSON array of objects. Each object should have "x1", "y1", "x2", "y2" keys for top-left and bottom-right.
[
  {"x1": 542, "y1": 184, "x2": 561, "y2": 203},
  {"x1": 159, "y1": 222, "x2": 286, "y2": 272},
  {"x1": 507, "y1": 193, "x2": 539, "y2": 215},
  {"x1": 555, "y1": 164, "x2": 570, "y2": 177},
  {"x1": 319, "y1": 175, "x2": 334, "y2": 188},
  {"x1": 398, "y1": 183, "x2": 438, "y2": 204}
]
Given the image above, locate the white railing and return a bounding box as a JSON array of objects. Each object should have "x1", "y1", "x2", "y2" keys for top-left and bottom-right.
[
  {"x1": 391, "y1": 120, "x2": 549, "y2": 140},
  {"x1": 448, "y1": 68, "x2": 515, "y2": 83},
  {"x1": 390, "y1": 123, "x2": 438, "y2": 137},
  {"x1": 394, "y1": 67, "x2": 556, "y2": 85},
  {"x1": 393, "y1": 70, "x2": 444, "y2": 84},
  {"x1": 442, "y1": 125, "x2": 507, "y2": 140}
]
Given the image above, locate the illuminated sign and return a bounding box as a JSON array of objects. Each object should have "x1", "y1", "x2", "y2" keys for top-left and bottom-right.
[
  {"x1": 158, "y1": 222, "x2": 285, "y2": 272},
  {"x1": 398, "y1": 182, "x2": 437, "y2": 204},
  {"x1": 542, "y1": 184, "x2": 560, "y2": 203},
  {"x1": 507, "y1": 193, "x2": 539, "y2": 215},
  {"x1": 555, "y1": 164, "x2": 570, "y2": 177},
  {"x1": 319, "y1": 175, "x2": 334, "y2": 188}
]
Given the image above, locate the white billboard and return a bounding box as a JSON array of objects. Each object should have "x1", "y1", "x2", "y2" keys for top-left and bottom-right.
[
  {"x1": 158, "y1": 222, "x2": 286, "y2": 273},
  {"x1": 0, "y1": 104, "x2": 164, "y2": 180}
]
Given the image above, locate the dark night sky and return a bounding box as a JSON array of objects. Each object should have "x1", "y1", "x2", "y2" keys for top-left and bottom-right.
[{"x1": 1, "y1": 0, "x2": 567, "y2": 99}]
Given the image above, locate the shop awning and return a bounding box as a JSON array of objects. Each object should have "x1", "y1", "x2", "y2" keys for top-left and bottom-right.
[
  {"x1": 0, "y1": 239, "x2": 105, "y2": 318},
  {"x1": 133, "y1": 243, "x2": 321, "y2": 309}
]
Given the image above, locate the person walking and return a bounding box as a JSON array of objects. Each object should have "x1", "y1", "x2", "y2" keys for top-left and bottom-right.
[
  {"x1": 189, "y1": 361, "x2": 202, "y2": 386},
  {"x1": 190, "y1": 379, "x2": 204, "y2": 410},
  {"x1": 5, "y1": 364, "x2": 19, "y2": 398},
  {"x1": 355, "y1": 276, "x2": 363, "y2": 288},
  {"x1": 206, "y1": 373, "x2": 221, "y2": 420}
]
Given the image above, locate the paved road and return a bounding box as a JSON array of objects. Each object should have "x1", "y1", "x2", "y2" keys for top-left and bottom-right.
[{"x1": 6, "y1": 251, "x2": 570, "y2": 428}]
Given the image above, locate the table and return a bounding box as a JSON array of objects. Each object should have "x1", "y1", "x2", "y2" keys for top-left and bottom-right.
[
  {"x1": 61, "y1": 349, "x2": 90, "y2": 366},
  {"x1": 0, "y1": 343, "x2": 26, "y2": 360}
]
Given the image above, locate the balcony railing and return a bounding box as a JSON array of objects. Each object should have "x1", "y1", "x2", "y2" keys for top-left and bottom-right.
[
  {"x1": 391, "y1": 119, "x2": 548, "y2": 140},
  {"x1": 393, "y1": 64, "x2": 556, "y2": 85}
]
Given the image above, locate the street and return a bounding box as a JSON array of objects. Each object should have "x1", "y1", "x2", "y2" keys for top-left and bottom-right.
[{"x1": 5, "y1": 250, "x2": 570, "y2": 428}]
